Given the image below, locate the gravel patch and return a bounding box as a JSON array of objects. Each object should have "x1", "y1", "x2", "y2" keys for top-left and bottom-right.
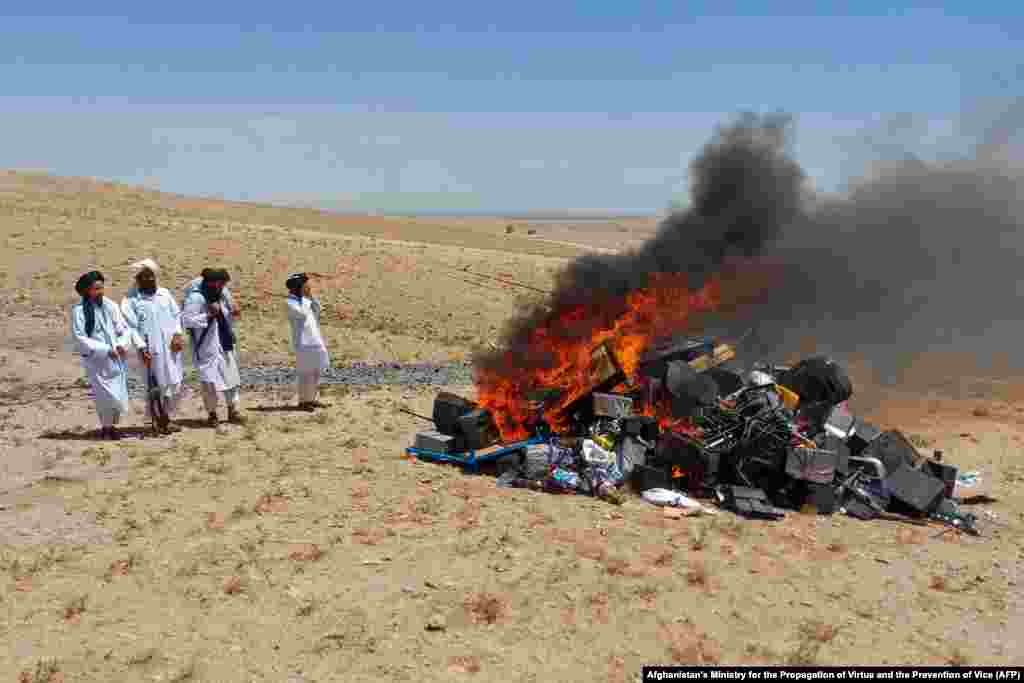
[{"x1": 126, "y1": 361, "x2": 473, "y2": 397}]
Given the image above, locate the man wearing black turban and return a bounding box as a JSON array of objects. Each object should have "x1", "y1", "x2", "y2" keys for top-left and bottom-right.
[
  {"x1": 71, "y1": 270, "x2": 132, "y2": 439},
  {"x1": 286, "y1": 272, "x2": 330, "y2": 410},
  {"x1": 182, "y1": 268, "x2": 246, "y2": 426}
]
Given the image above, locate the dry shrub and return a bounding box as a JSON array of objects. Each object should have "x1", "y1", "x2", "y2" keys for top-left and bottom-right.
[
  {"x1": 223, "y1": 575, "x2": 243, "y2": 595},
  {"x1": 352, "y1": 527, "x2": 386, "y2": 545},
  {"x1": 652, "y1": 549, "x2": 675, "y2": 567},
  {"x1": 826, "y1": 541, "x2": 847, "y2": 554},
  {"x1": 254, "y1": 495, "x2": 288, "y2": 514},
  {"x1": 661, "y1": 622, "x2": 722, "y2": 664},
  {"x1": 686, "y1": 560, "x2": 708, "y2": 587},
  {"x1": 63, "y1": 596, "x2": 86, "y2": 623},
  {"x1": 575, "y1": 538, "x2": 608, "y2": 562},
  {"x1": 589, "y1": 591, "x2": 610, "y2": 624},
  {"x1": 289, "y1": 544, "x2": 323, "y2": 562},
  {"x1": 637, "y1": 584, "x2": 659, "y2": 607},
  {"x1": 548, "y1": 527, "x2": 609, "y2": 562},
  {"x1": 604, "y1": 556, "x2": 648, "y2": 578},
  {"x1": 350, "y1": 480, "x2": 371, "y2": 511},
  {"x1": 947, "y1": 648, "x2": 970, "y2": 667},
  {"x1": 453, "y1": 500, "x2": 481, "y2": 530},
  {"x1": 17, "y1": 660, "x2": 63, "y2": 683},
  {"x1": 749, "y1": 552, "x2": 781, "y2": 576},
  {"x1": 897, "y1": 528, "x2": 927, "y2": 545},
  {"x1": 608, "y1": 655, "x2": 626, "y2": 683},
  {"x1": 716, "y1": 516, "x2": 746, "y2": 540},
  {"x1": 464, "y1": 592, "x2": 509, "y2": 625},
  {"x1": 527, "y1": 512, "x2": 553, "y2": 528},
  {"x1": 637, "y1": 509, "x2": 668, "y2": 530},
  {"x1": 802, "y1": 620, "x2": 839, "y2": 644},
  {"x1": 449, "y1": 478, "x2": 492, "y2": 500},
  {"x1": 447, "y1": 655, "x2": 482, "y2": 674},
  {"x1": 206, "y1": 512, "x2": 226, "y2": 530},
  {"x1": 351, "y1": 447, "x2": 370, "y2": 465},
  {"x1": 108, "y1": 558, "x2": 133, "y2": 577},
  {"x1": 384, "y1": 496, "x2": 437, "y2": 526}
]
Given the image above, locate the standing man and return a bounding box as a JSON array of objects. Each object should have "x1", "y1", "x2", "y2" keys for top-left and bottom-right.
[
  {"x1": 183, "y1": 268, "x2": 239, "y2": 319},
  {"x1": 182, "y1": 268, "x2": 246, "y2": 426},
  {"x1": 121, "y1": 258, "x2": 185, "y2": 435},
  {"x1": 286, "y1": 273, "x2": 330, "y2": 411},
  {"x1": 71, "y1": 270, "x2": 132, "y2": 439}
]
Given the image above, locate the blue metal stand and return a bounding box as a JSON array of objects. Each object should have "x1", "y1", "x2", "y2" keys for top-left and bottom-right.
[{"x1": 406, "y1": 435, "x2": 545, "y2": 473}]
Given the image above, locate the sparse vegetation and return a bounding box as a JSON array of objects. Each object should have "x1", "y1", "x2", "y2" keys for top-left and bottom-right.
[{"x1": 0, "y1": 172, "x2": 1012, "y2": 677}]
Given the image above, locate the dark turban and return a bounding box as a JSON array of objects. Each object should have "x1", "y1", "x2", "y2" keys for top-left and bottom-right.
[
  {"x1": 75, "y1": 271, "x2": 105, "y2": 337},
  {"x1": 286, "y1": 272, "x2": 308, "y2": 293},
  {"x1": 202, "y1": 268, "x2": 230, "y2": 283},
  {"x1": 75, "y1": 270, "x2": 104, "y2": 296}
]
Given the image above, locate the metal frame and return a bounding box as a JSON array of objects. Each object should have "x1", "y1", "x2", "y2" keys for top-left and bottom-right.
[{"x1": 405, "y1": 435, "x2": 546, "y2": 473}]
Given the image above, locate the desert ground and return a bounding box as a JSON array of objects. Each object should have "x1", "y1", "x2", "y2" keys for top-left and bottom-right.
[{"x1": 1, "y1": 169, "x2": 1022, "y2": 682}]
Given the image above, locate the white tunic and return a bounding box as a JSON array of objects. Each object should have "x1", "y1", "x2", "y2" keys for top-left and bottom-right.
[
  {"x1": 70, "y1": 298, "x2": 132, "y2": 415},
  {"x1": 181, "y1": 291, "x2": 241, "y2": 391},
  {"x1": 121, "y1": 287, "x2": 185, "y2": 394},
  {"x1": 287, "y1": 294, "x2": 330, "y2": 374}
]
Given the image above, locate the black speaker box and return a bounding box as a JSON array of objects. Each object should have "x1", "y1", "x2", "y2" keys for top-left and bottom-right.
[
  {"x1": 432, "y1": 392, "x2": 478, "y2": 436},
  {"x1": 884, "y1": 464, "x2": 945, "y2": 515},
  {"x1": 456, "y1": 408, "x2": 500, "y2": 450},
  {"x1": 862, "y1": 430, "x2": 923, "y2": 475}
]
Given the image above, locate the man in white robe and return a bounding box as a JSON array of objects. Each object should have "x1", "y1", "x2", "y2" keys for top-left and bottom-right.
[
  {"x1": 181, "y1": 268, "x2": 246, "y2": 426},
  {"x1": 183, "y1": 269, "x2": 238, "y2": 318},
  {"x1": 286, "y1": 273, "x2": 330, "y2": 411},
  {"x1": 71, "y1": 270, "x2": 132, "y2": 439},
  {"x1": 121, "y1": 258, "x2": 185, "y2": 435}
]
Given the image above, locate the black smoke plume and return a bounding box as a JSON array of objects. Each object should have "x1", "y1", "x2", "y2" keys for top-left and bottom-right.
[
  {"x1": 472, "y1": 112, "x2": 805, "y2": 378},
  {"x1": 473, "y1": 105, "x2": 1024, "y2": 393}
]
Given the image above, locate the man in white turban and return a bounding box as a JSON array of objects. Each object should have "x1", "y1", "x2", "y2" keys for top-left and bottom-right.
[
  {"x1": 72, "y1": 270, "x2": 132, "y2": 439},
  {"x1": 121, "y1": 258, "x2": 186, "y2": 435},
  {"x1": 286, "y1": 272, "x2": 330, "y2": 410}
]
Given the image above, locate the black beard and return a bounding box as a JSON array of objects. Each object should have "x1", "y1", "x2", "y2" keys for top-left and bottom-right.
[
  {"x1": 140, "y1": 286, "x2": 157, "y2": 296},
  {"x1": 200, "y1": 284, "x2": 223, "y2": 303}
]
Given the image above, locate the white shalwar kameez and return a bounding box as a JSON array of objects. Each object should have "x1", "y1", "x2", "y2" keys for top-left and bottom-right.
[
  {"x1": 121, "y1": 286, "x2": 185, "y2": 418},
  {"x1": 287, "y1": 294, "x2": 330, "y2": 402},
  {"x1": 182, "y1": 291, "x2": 242, "y2": 413},
  {"x1": 71, "y1": 298, "x2": 132, "y2": 427}
]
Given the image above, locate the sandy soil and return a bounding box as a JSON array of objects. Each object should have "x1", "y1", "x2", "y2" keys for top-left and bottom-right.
[{"x1": 1, "y1": 170, "x2": 1022, "y2": 681}]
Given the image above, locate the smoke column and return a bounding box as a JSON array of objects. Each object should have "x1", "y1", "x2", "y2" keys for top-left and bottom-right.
[
  {"x1": 473, "y1": 106, "x2": 1024, "y2": 394},
  {"x1": 472, "y1": 113, "x2": 805, "y2": 379},
  {"x1": 723, "y1": 103, "x2": 1024, "y2": 388}
]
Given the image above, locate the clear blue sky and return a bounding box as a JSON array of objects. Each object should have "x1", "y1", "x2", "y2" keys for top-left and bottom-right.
[{"x1": 1, "y1": 3, "x2": 1020, "y2": 213}]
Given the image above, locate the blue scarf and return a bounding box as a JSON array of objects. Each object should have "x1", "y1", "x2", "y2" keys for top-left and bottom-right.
[{"x1": 192, "y1": 285, "x2": 235, "y2": 355}]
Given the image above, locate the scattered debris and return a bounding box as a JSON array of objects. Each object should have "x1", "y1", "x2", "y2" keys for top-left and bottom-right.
[{"x1": 407, "y1": 338, "x2": 987, "y2": 537}]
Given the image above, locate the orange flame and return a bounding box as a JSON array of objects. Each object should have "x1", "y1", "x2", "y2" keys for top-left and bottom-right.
[{"x1": 475, "y1": 272, "x2": 726, "y2": 441}]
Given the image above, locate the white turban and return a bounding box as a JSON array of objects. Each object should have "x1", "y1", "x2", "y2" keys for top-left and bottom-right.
[{"x1": 130, "y1": 258, "x2": 160, "y2": 275}]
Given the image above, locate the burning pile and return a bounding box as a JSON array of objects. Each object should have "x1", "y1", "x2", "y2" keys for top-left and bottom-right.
[
  {"x1": 411, "y1": 342, "x2": 976, "y2": 533},
  {"x1": 405, "y1": 113, "x2": 987, "y2": 534}
]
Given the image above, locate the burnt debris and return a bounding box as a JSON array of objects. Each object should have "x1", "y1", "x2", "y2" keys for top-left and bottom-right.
[{"x1": 409, "y1": 339, "x2": 980, "y2": 534}]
